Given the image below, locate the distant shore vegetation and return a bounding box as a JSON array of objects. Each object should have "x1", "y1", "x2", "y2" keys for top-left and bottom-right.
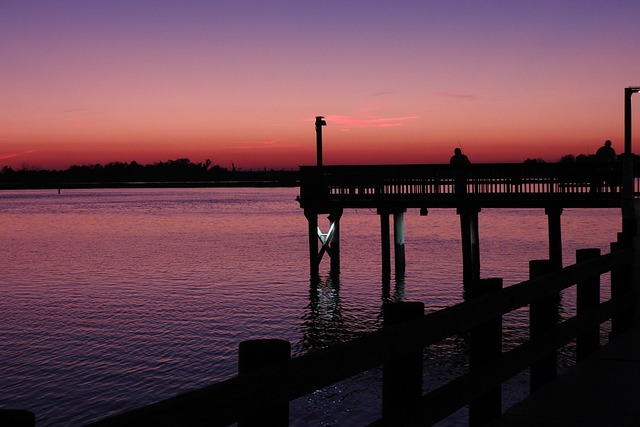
[{"x1": 0, "y1": 158, "x2": 299, "y2": 189}]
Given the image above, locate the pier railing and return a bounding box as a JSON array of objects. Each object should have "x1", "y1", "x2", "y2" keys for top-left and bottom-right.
[
  {"x1": 88, "y1": 236, "x2": 636, "y2": 426},
  {"x1": 299, "y1": 163, "x2": 632, "y2": 209}
]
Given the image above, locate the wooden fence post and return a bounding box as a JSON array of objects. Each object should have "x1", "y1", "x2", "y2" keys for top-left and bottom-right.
[
  {"x1": 468, "y1": 278, "x2": 503, "y2": 426},
  {"x1": 238, "y1": 339, "x2": 291, "y2": 427},
  {"x1": 0, "y1": 410, "x2": 35, "y2": 427},
  {"x1": 382, "y1": 301, "x2": 424, "y2": 419},
  {"x1": 576, "y1": 248, "x2": 601, "y2": 361},
  {"x1": 529, "y1": 259, "x2": 560, "y2": 392},
  {"x1": 611, "y1": 235, "x2": 635, "y2": 338}
]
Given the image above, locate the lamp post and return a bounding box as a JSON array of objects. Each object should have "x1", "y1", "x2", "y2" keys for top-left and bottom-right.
[
  {"x1": 315, "y1": 116, "x2": 326, "y2": 167},
  {"x1": 623, "y1": 87, "x2": 640, "y2": 235}
]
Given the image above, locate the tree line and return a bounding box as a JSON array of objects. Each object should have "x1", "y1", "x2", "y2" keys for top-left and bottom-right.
[{"x1": 0, "y1": 158, "x2": 299, "y2": 187}]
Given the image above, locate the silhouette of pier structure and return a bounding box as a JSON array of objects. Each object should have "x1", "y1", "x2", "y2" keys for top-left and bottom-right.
[{"x1": 298, "y1": 161, "x2": 633, "y2": 282}]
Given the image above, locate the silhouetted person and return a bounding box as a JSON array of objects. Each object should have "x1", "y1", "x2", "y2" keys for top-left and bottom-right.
[
  {"x1": 450, "y1": 148, "x2": 470, "y2": 165},
  {"x1": 450, "y1": 148, "x2": 470, "y2": 195},
  {"x1": 594, "y1": 140, "x2": 617, "y2": 192},
  {"x1": 596, "y1": 140, "x2": 616, "y2": 163}
]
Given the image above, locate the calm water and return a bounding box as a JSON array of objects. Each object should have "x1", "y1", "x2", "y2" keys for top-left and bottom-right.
[{"x1": 0, "y1": 188, "x2": 621, "y2": 426}]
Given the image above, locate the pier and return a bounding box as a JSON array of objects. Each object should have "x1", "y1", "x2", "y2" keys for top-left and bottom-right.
[{"x1": 297, "y1": 162, "x2": 636, "y2": 281}]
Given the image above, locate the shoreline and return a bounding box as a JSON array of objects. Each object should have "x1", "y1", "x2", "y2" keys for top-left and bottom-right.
[{"x1": 0, "y1": 180, "x2": 300, "y2": 190}]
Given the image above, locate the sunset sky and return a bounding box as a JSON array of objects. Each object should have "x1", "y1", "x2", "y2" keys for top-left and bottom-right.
[{"x1": 2, "y1": 1, "x2": 640, "y2": 170}]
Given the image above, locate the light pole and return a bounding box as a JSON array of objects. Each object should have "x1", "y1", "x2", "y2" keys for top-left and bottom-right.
[
  {"x1": 315, "y1": 116, "x2": 326, "y2": 167},
  {"x1": 623, "y1": 87, "x2": 640, "y2": 235},
  {"x1": 624, "y1": 87, "x2": 640, "y2": 156}
]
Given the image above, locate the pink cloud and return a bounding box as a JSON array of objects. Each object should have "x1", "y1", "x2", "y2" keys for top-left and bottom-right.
[
  {"x1": 324, "y1": 115, "x2": 419, "y2": 129},
  {"x1": 0, "y1": 150, "x2": 35, "y2": 160},
  {"x1": 434, "y1": 91, "x2": 478, "y2": 100}
]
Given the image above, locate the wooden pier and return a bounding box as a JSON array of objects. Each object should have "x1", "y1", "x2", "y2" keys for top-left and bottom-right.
[{"x1": 297, "y1": 162, "x2": 637, "y2": 281}]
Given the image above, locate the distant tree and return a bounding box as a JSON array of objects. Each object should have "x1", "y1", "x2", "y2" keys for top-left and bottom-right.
[
  {"x1": 524, "y1": 158, "x2": 546, "y2": 163},
  {"x1": 559, "y1": 154, "x2": 575, "y2": 163}
]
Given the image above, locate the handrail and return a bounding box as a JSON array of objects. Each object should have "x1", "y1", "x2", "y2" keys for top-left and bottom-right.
[
  {"x1": 89, "y1": 244, "x2": 636, "y2": 426},
  {"x1": 298, "y1": 163, "x2": 635, "y2": 209}
]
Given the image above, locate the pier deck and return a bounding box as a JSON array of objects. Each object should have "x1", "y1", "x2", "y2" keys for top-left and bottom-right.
[
  {"x1": 491, "y1": 323, "x2": 640, "y2": 426},
  {"x1": 298, "y1": 163, "x2": 632, "y2": 211}
]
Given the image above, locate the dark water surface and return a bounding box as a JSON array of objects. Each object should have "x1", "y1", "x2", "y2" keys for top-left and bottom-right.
[{"x1": 0, "y1": 188, "x2": 620, "y2": 425}]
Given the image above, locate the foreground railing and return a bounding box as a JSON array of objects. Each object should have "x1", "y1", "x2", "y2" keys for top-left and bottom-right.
[
  {"x1": 298, "y1": 163, "x2": 634, "y2": 209},
  {"x1": 85, "y1": 234, "x2": 636, "y2": 427}
]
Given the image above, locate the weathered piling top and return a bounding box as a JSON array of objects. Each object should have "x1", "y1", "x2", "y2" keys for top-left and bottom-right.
[{"x1": 298, "y1": 162, "x2": 634, "y2": 211}]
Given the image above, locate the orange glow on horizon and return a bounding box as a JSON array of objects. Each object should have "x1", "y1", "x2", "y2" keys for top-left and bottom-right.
[{"x1": 2, "y1": 2, "x2": 640, "y2": 171}]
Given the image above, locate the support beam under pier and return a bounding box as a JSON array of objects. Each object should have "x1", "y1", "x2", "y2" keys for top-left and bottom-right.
[
  {"x1": 304, "y1": 208, "x2": 343, "y2": 279},
  {"x1": 379, "y1": 209, "x2": 406, "y2": 280},
  {"x1": 545, "y1": 207, "x2": 563, "y2": 267},
  {"x1": 458, "y1": 207, "x2": 481, "y2": 286},
  {"x1": 394, "y1": 210, "x2": 406, "y2": 277},
  {"x1": 380, "y1": 211, "x2": 391, "y2": 281}
]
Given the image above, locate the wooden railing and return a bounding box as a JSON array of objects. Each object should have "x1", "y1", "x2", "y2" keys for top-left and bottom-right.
[
  {"x1": 88, "y1": 235, "x2": 636, "y2": 426},
  {"x1": 298, "y1": 163, "x2": 634, "y2": 209}
]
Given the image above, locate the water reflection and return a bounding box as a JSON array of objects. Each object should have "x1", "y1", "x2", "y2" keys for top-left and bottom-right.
[
  {"x1": 300, "y1": 275, "x2": 346, "y2": 352},
  {"x1": 381, "y1": 275, "x2": 406, "y2": 303}
]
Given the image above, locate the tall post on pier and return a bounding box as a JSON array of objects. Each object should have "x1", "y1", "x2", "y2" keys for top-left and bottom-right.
[
  {"x1": 623, "y1": 87, "x2": 639, "y2": 236},
  {"x1": 459, "y1": 207, "x2": 481, "y2": 286},
  {"x1": 545, "y1": 207, "x2": 563, "y2": 267},
  {"x1": 315, "y1": 116, "x2": 326, "y2": 167}
]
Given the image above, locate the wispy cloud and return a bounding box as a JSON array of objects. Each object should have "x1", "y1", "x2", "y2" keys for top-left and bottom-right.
[
  {"x1": 0, "y1": 150, "x2": 35, "y2": 160},
  {"x1": 324, "y1": 115, "x2": 419, "y2": 130},
  {"x1": 434, "y1": 91, "x2": 478, "y2": 100}
]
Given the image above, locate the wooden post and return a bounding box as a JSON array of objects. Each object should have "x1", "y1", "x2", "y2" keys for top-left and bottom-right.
[
  {"x1": 379, "y1": 210, "x2": 391, "y2": 281},
  {"x1": 468, "y1": 278, "x2": 503, "y2": 426},
  {"x1": 458, "y1": 207, "x2": 481, "y2": 286},
  {"x1": 382, "y1": 302, "x2": 424, "y2": 418},
  {"x1": 611, "y1": 236, "x2": 634, "y2": 338},
  {"x1": 545, "y1": 207, "x2": 563, "y2": 267},
  {"x1": 394, "y1": 210, "x2": 406, "y2": 277},
  {"x1": 328, "y1": 209, "x2": 342, "y2": 277},
  {"x1": 529, "y1": 259, "x2": 560, "y2": 392},
  {"x1": 305, "y1": 210, "x2": 319, "y2": 279},
  {"x1": 0, "y1": 410, "x2": 35, "y2": 427},
  {"x1": 576, "y1": 248, "x2": 601, "y2": 361},
  {"x1": 238, "y1": 339, "x2": 291, "y2": 427}
]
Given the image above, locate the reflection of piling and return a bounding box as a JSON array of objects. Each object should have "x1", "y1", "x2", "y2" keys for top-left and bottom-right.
[{"x1": 238, "y1": 339, "x2": 291, "y2": 427}]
